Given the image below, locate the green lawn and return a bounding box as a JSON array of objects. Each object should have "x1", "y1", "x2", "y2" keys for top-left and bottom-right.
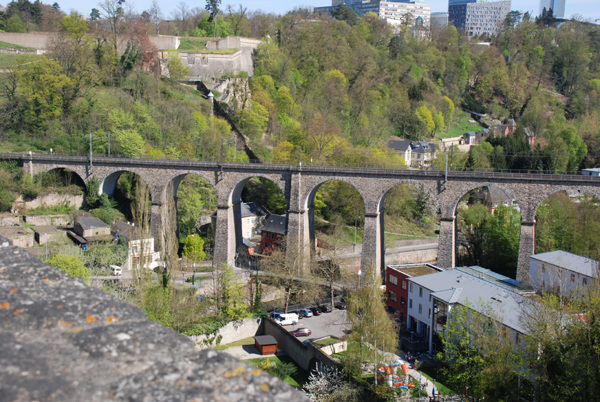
[
  {"x1": 245, "y1": 356, "x2": 308, "y2": 388},
  {"x1": 314, "y1": 337, "x2": 340, "y2": 346},
  {"x1": 0, "y1": 40, "x2": 31, "y2": 49},
  {"x1": 178, "y1": 37, "x2": 208, "y2": 51},
  {"x1": 440, "y1": 112, "x2": 484, "y2": 139},
  {"x1": 0, "y1": 53, "x2": 42, "y2": 69},
  {"x1": 214, "y1": 336, "x2": 255, "y2": 351}
]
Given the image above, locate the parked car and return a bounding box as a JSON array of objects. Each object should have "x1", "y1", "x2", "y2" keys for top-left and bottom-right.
[
  {"x1": 290, "y1": 328, "x2": 312, "y2": 337},
  {"x1": 335, "y1": 301, "x2": 347, "y2": 310},
  {"x1": 310, "y1": 307, "x2": 322, "y2": 316},
  {"x1": 290, "y1": 310, "x2": 303, "y2": 319},
  {"x1": 110, "y1": 265, "x2": 122, "y2": 276},
  {"x1": 272, "y1": 313, "x2": 299, "y2": 326},
  {"x1": 299, "y1": 308, "x2": 313, "y2": 318},
  {"x1": 319, "y1": 304, "x2": 332, "y2": 313}
]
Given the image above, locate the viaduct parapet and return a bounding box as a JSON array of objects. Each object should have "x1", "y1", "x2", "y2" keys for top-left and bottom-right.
[{"x1": 8, "y1": 153, "x2": 600, "y2": 284}]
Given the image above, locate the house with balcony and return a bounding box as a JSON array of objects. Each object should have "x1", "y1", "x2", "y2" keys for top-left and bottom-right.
[
  {"x1": 387, "y1": 140, "x2": 437, "y2": 168},
  {"x1": 406, "y1": 266, "x2": 531, "y2": 353},
  {"x1": 529, "y1": 250, "x2": 598, "y2": 297}
]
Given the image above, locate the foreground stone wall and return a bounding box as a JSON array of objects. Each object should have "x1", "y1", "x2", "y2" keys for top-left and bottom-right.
[{"x1": 0, "y1": 237, "x2": 306, "y2": 401}]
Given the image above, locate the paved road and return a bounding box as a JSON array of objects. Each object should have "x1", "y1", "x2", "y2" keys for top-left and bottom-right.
[{"x1": 286, "y1": 308, "x2": 349, "y2": 341}]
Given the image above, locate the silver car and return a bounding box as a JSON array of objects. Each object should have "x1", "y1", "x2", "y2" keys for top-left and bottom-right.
[{"x1": 299, "y1": 308, "x2": 313, "y2": 318}]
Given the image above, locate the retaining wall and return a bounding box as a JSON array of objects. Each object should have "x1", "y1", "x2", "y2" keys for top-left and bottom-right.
[
  {"x1": 193, "y1": 317, "x2": 263, "y2": 347},
  {"x1": 13, "y1": 193, "x2": 84, "y2": 212},
  {"x1": 263, "y1": 318, "x2": 338, "y2": 372},
  {"x1": 24, "y1": 214, "x2": 72, "y2": 226}
]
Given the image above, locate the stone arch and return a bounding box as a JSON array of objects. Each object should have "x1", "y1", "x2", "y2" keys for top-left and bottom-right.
[
  {"x1": 448, "y1": 182, "x2": 520, "y2": 219},
  {"x1": 376, "y1": 180, "x2": 440, "y2": 216},
  {"x1": 377, "y1": 180, "x2": 441, "y2": 268},
  {"x1": 34, "y1": 167, "x2": 87, "y2": 190},
  {"x1": 31, "y1": 164, "x2": 88, "y2": 187},
  {"x1": 166, "y1": 171, "x2": 217, "y2": 201},
  {"x1": 164, "y1": 172, "x2": 218, "y2": 256},
  {"x1": 531, "y1": 186, "x2": 600, "y2": 221},
  {"x1": 452, "y1": 183, "x2": 522, "y2": 279},
  {"x1": 303, "y1": 178, "x2": 366, "y2": 246},
  {"x1": 229, "y1": 174, "x2": 288, "y2": 206},
  {"x1": 302, "y1": 177, "x2": 367, "y2": 212}
]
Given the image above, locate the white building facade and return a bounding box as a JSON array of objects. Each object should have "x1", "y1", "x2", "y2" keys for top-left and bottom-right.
[
  {"x1": 379, "y1": 0, "x2": 431, "y2": 28},
  {"x1": 449, "y1": 0, "x2": 511, "y2": 37},
  {"x1": 529, "y1": 250, "x2": 598, "y2": 297}
]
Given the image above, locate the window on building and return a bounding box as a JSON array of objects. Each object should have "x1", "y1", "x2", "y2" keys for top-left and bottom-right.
[
  {"x1": 389, "y1": 291, "x2": 397, "y2": 302},
  {"x1": 583, "y1": 278, "x2": 588, "y2": 286},
  {"x1": 409, "y1": 299, "x2": 413, "y2": 308},
  {"x1": 428, "y1": 308, "x2": 431, "y2": 318},
  {"x1": 389, "y1": 275, "x2": 398, "y2": 285},
  {"x1": 418, "y1": 304, "x2": 422, "y2": 314},
  {"x1": 402, "y1": 280, "x2": 407, "y2": 290},
  {"x1": 570, "y1": 274, "x2": 575, "y2": 283},
  {"x1": 400, "y1": 297, "x2": 406, "y2": 306},
  {"x1": 419, "y1": 287, "x2": 423, "y2": 297},
  {"x1": 410, "y1": 282, "x2": 413, "y2": 292}
]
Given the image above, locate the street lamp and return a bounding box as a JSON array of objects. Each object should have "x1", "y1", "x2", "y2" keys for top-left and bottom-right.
[{"x1": 354, "y1": 218, "x2": 357, "y2": 253}]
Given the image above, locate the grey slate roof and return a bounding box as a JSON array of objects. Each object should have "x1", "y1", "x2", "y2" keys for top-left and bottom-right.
[
  {"x1": 387, "y1": 140, "x2": 412, "y2": 152},
  {"x1": 412, "y1": 268, "x2": 533, "y2": 334},
  {"x1": 262, "y1": 214, "x2": 287, "y2": 235},
  {"x1": 530, "y1": 250, "x2": 599, "y2": 278},
  {"x1": 412, "y1": 142, "x2": 436, "y2": 154},
  {"x1": 75, "y1": 216, "x2": 109, "y2": 230},
  {"x1": 241, "y1": 202, "x2": 268, "y2": 218}
]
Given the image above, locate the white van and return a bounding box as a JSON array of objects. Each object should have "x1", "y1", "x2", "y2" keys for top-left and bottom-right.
[
  {"x1": 110, "y1": 265, "x2": 122, "y2": 276},
  {"x1": 273, "y1": 313, "x2": 299, "y2": 326}
]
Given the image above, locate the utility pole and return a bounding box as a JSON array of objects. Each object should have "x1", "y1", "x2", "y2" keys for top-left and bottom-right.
[{"x1": 89, "y1": 133, "x2": 93, "y2": 174}]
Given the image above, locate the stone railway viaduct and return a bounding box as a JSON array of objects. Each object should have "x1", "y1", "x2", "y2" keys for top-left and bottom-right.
[{"x1": 8, "y1": 153, "x2": 600, "y2": 284}]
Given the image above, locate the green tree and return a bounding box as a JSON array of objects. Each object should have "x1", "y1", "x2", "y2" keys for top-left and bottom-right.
[
  {"x1": 345, "y1": 265, "x2": 398, "y2": 385},
  {"x1": 415, "y1": 105, "x2": 435, "y2": 135},
  {"x1": 46, "y1": 254, "x2": 90, "y2": 285},
  {"x1": 182, "y1": 234, "x2": 206, "y2": 266},
  {"x1": 441, "y1": 301, "x2": 520, "y2": 401},
  {"x1": 215, "y1": 263, "x2": 249, "y2": 320},
  {"x1": 205, "y1": 0, "x2": 221, "y2": 37}
]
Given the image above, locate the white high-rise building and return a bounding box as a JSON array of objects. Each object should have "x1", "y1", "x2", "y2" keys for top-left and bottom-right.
[
  {"x1": 539, "y1": 0, "x2": 565, "y2": 18},
  {"x1": 449, "y1": 0, "x2": 511, "y2": 37}
]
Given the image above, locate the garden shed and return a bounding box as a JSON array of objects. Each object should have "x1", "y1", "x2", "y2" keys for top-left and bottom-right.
[{"x1": 254, "y1": 335, "x2": 278, "y2": 355}]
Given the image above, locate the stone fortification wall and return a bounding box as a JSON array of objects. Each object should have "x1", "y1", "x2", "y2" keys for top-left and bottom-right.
[
  {"x1": 0, "y1": 32, "x2": 178, "y2": 53},
  {"x1": 0, "y1": 237, "x2": 307, "y2": 401},
  {"x1": 0, "y1": 32, "x2": 49, "y2": 49}
]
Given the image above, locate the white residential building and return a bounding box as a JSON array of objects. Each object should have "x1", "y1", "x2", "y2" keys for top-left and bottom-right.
[
  {"x1": 529, "y1": 251, "x2": 598, "y2": 297},
  {"x1": 128, "y1": 238, "x2": 161, "y2": 270},
  {"x1": 406, "y1": 266, "x2": 530, "y2": 352}
]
